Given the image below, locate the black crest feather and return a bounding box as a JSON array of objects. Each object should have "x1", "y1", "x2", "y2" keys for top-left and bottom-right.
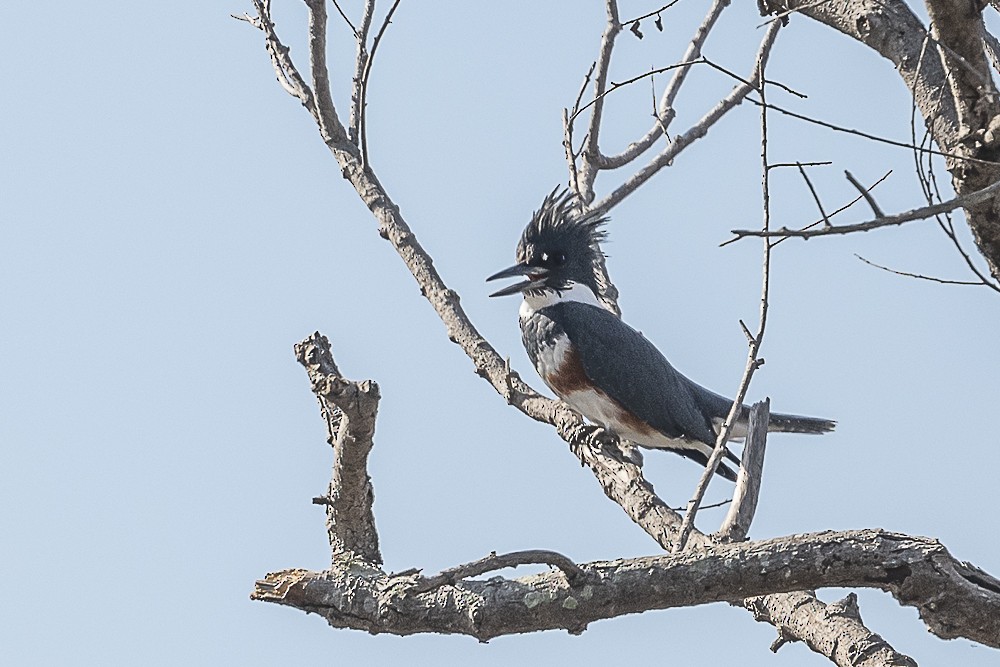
[{"x1": 518, "y1": 188, "x2": 607, "y2": 259}]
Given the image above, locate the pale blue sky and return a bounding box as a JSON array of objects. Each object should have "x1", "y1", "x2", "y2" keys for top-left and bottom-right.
[{"x1": 3, "y1": 2, "x2": 998, "y2": 665}]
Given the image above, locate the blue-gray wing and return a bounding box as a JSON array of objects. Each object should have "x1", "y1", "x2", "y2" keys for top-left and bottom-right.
[{"x1": 544, "y1": 301, "x2": 731, "y2": 446}]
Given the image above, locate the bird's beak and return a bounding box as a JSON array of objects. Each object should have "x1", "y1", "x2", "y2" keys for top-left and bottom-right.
[{"x1": 486, "y1": 263, "x2": 548, "y2": 297}]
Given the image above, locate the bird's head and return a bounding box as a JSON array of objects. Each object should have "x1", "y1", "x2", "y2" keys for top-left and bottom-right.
[{"x1": 487, "y1": 188, "x2": 608, "y2": 299}]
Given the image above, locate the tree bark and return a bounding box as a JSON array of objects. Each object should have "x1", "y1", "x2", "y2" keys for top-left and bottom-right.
[{"x1": 253, "y1": 529, "x2": 1000, "y2": 647}]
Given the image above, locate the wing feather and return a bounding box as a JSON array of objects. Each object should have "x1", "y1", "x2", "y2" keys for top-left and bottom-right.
[{"x1": 547, "y1": 301, "x2": 725, "y2": 446}]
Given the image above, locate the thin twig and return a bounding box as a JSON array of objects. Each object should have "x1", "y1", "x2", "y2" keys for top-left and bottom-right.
[
  {"x1": 330, "y1": 0, "x2": 358, "y2": 35},
  {"x1": 601, "y1": 0, "x2": 731, "y2": 169},
  {"x1": 745, "y1": 96, "x2": 999, "y2": 166},
  {"x1": 621, "y1": 0, "x2": 682, "y2": 26},
  {"x1": 564, "y1": 61, "x2": 596, "y2": 196},
  {"x1": 768, "y1": 160, "x2": 832, "y2": 169},
  {"x1": 358, "y1": 0, "x2": 402, "y2": 169},
  {"x1": 409, "y1": 549, "x2": 587, "y2": 594},
  {"x1": 699, "y1": 58, "x2": 807, "y2": 99},
  {"x1": 844, "y1": 170, "x2": 884, "y2": 217},
  {"x1": 730, "y1": 176, "x2": 1000, "y2": 240},
  {"x1": 676, "y1": 44, "x2": 774, "y2": 552},
  {"x1": 670, "y1": 497, "x2": 732, "y2": 512},
  {"x1": 349, "y1": 0, "x2": 376, "y2": 144},
  {"x1": 588, "y1": 20, "x2": 783, "y2": 218},
  {"x1": 797, "y1": 162, "x2": 831, "y2": 226},
  {"x1": 570, "y1": 59, "x2": 703, "y2": 124},
  {"x1": 722, "y1": 170, "x2": 892, "y2": 248},
  {"x1": 703, "y1": 55, "x2": 996, "y2": 166},
  {"x1": 577, "y1": 0, "x2": 623, "y2": 202},
  {"x1": 855, "y1": 254, "x2": 986, "y2": 286}
]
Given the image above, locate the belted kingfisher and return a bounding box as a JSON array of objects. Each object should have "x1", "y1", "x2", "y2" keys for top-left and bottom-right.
[{"x1": 487, "y1": 189, "x2": 835, "y2": 481}]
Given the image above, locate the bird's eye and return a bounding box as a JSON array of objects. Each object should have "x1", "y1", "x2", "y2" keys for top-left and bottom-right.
[{"x1": 540, "y1": 251, "x2": 565, "y2": 266}]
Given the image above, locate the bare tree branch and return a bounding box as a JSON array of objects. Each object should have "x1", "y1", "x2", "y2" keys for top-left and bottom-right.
[
  {"x1": 358, "y1": 0, "x2": 402, "y2": 168},
  {"x1": 330, "y1": 0, "x2": 358, "y2": 35},
  {"x1": 600, "y1": 0, "x2": 731, "y2": 169},
  {"x1": 796, "y1": 162, "x2": 831, "y2": 226},
  {"x1": 240, "y1": 4, "x2": 968, "y2": 663},
  {"x1": 717, "y1": 399, "x2": 769, "y2": 542},
  {"x1": 349, "y1": 0, "x2": 376, "y2": 144},
  {"x1": 745, "y1": 591, "x2": 916, "y2": 666},
  {"x1": 250, "y1": 0, "x2": 317, "y2": 109},
  {"x1": 576, "y1": 0, "x2": 623, "y2": 203},
  {"x1": 761, "y1": 0, "x2": 1000, "y2": 280},
  {"x1": 305, "y1": 0, "x2": 351, "y2": 148},
  {"x1": 295, "y1": 332, "x2": 381, "y2": 564},
  {"x1": 587, "y1": 20, "x2": 782, "y2": 218},
  {"x1": 855, "y1": 253, "x2": 990, "y2": 287},
  {"x1": 252, "y1": 529, "x2": 1000, "y2": 648},
  {"x1": 677, "y1": 57, "x2": 775, "y2": 551},
  {"x1": 845, "y1": 169, "x2": 885, "y2": 218},
  {"x1": 730, "y1": 176, "x2": 1000, "y2": 240},
  {"x1": 410, "y1": 549, "x2": 588, "y2": 594}
]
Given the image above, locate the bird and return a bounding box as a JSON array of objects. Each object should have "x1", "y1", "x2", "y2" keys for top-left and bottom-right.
[{"x1": 487, "y1": 189, "x2": 834, "y2": 481}]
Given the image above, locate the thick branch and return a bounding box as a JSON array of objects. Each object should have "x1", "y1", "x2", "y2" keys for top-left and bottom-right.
[
  {"x1": 295, "y1": 332, "x2": 381, "y2": 564},
  {"x1": 745, "y1": 591, "x2": 912, "y2": 666},
  {"x1": 253, "y1": 529, "x2": 1000, "y2": 647}
]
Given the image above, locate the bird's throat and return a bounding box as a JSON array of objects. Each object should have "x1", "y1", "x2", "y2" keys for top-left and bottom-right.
[{"x1": 519, "y1": 282, "x2": 606, "y2": 322}]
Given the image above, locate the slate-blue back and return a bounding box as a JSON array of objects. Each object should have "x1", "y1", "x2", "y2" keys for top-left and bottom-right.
[{"x1": 529, "y1": 300, "x2": 735, "y2": 445}]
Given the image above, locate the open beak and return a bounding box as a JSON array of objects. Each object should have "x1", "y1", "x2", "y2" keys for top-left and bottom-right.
[{"x1": 486, "y1": 263, "x2": 548, "y2": 297}]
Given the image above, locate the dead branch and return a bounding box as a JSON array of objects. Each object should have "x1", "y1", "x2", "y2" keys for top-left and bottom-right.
[
  {"x1": 295, "y1": 332, "x2": 381, "y2": 564},
  {"x1": 253, "y1": 528, "x2": 1000, "y2": 648},
  {"x1": 760, "y1": 0, "x2": 1000, "y2": 281},
  {"x1": 730, "y1": 176, "x2": 1000, "y2": 241},
  {"x1": 717, "y1": 399, "x2": 769, "y2": 542},
  {"x1": 410, "y1": 550, "x2": 588, "y2": 594},
  {"x1": 587, "y1": 20, "x2": 782, "y2": 218}
]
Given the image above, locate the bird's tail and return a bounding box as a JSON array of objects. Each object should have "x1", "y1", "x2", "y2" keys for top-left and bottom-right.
[{"x1": 766, "y1": 412, "x2": 836, "y2": 434}]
